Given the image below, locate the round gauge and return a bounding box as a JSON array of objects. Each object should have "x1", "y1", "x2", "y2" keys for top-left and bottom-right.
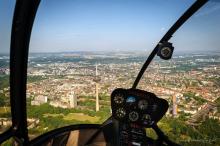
[
  {"x1": 161, "y1": 47, "x2": 171, "y2": 58},
  {"x1": 113, "y1": 93, "x2": 124, "y2": 104},
  {"x1": 138, "y1": 100, "x2": 148, "y2": 110},
  {"x1": 116, "y1": 108, "x2": 126, "y2": 119},
  {"x1": 142, "y1": 114, "x2": 153, "y2": 125},
  {"x1": 128, "y1": 111, "x2": 139, "y2": 122}
]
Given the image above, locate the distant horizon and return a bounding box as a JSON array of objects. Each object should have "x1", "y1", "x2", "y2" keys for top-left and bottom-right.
[
  {"x1": 0, "y1": 49, "x2": 220, "y2": 55},
  {"x1": 1, "y1": 1, "x2": 220, "y2": 53}
]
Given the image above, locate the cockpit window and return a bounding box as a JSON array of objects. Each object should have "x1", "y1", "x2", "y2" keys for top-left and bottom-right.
[
  {"x1": 27, "y1": 0, "x2": 195, "y2": 138},
  {"x1": 0, "y1": 0, "x2": 15, "y2": 135},
  {"x1": 27, "y1": 0, "x2": 220, "y2": 144}
]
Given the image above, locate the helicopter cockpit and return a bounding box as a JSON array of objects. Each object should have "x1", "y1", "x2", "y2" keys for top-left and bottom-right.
[{"x1": 1, "y1": 0, "x2": 220, "y2": 146}]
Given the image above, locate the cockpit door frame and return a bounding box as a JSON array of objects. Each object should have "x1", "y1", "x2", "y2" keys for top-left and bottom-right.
[{"x1": 0, "y1": 0, "x2": 40, "y2": 145}]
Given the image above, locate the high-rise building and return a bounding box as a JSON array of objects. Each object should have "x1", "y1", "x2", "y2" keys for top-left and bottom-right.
[
  {"x1": 31, "y1": 95, "x2": 47, "y2": 105},
  {"x1": 69, "y1": 91, "x2": 77, "y2": 108}
]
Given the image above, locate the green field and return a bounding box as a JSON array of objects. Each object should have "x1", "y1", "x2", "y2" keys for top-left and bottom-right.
[
  {"x1": 63, "y1": 113, "x2": 100, "y2": 122},
  {"x1": 43, "y1": 113, "x2": 100, "y2": 123},
  {"x1": 0, "y1": 107, "x2": 10, "y2": 114}
]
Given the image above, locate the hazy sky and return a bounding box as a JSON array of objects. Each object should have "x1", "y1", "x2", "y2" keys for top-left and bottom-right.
[{"x1": 0, "y1": 0, "x2": 220, "y2": 53}]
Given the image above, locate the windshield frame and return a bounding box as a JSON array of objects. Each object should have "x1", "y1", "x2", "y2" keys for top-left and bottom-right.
[
  {"x1": 0, "y1": 0, "x2": 209, "y2": 145},
  {"x1": 0, "y1": 0, "x2": 40, "y2": 144},
  {"x1": 132, "y1": 0, "x2": 208, "y2": 89}
]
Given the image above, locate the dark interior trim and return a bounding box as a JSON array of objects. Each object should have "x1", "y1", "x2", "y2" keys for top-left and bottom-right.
[
  {"x1": 30, "y1": 124, "x2": 100, "y2": 146},
  {"x1": 0, "y1": 0, "x2": 41, "y2": 145},
  {"x1": 0, "y1": 128, "x2": 13, "y2": 144}
]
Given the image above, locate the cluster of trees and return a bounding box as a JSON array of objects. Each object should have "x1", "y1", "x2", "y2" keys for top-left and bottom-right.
[
  {"x1": 27, "y1": 103, "x2": 110, "y2": 133},
  {"x1": 78, "y1": 99, "x2": 96, "y2": 108},
  {"x1": 155, "y1": 117, "x2": 220, "y2": 146},
  {"x1": 0, "y1": 76, "x2": 10, "y2": 117},
  {"x1": 216, "y1": 97, "x2": 220, "y2": 112},
  {"x1": 27, "y1": 75, "x2": 46, "y2": 83},
  {"x1": 0, "y1": 75, "x2": 9, "y2": 90},
  {"x1": 183, "y1": 92, "x2": 207, "y2": 105},
  {"x1": 0, "y1": 93, "x2": 6, "y2": 107},
  {"x1": 27, "y1": 101, "x2": 220, "y2": 145}
]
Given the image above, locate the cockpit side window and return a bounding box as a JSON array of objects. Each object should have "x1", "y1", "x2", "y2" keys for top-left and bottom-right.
[{"x1": 0, "y1": 0, "x2": 16, "y2": 135}]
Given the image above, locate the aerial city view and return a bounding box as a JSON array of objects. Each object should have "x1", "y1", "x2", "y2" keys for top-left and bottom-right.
[
  {"x1": 1, "y1": 0, "x2": 220, "y2": 145},
  {"x1": 0, "y1": 51, "x2": 220, "y2": 145}
]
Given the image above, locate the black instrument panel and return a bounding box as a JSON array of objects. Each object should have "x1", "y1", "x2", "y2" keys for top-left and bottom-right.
[{"x1": 111, "y1": 88, "x2": 169, "y2": 127}]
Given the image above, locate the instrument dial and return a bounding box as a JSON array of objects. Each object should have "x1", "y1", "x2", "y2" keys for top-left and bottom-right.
[
  {"x1": 142, "y1": 114, "x2": 153, "y2": 125},
  {"x1": 113, "y1": 93, "x2": 124, "y2": 104},
  {"x1": 138, "y1": 100, "x2": 148, "y2": 110},
  {"x1": 116, "y1": 108, "x2": 126, "y2": 119},
  {"x1": 129, "y1": 111, "x2": 139, "y2": 122}
]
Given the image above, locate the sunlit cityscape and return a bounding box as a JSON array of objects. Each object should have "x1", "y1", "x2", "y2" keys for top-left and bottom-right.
[
  {"x1": 1, "y1": 0, "x2": 220, "y2": 145},
  {"x1": 0, "y1": 51, "x2": 220, "y2": 144}
]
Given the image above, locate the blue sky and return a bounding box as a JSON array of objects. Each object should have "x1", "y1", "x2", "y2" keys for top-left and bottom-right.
[{"x1": 0, "y1": 0, "x2": 220, "y2": 53}]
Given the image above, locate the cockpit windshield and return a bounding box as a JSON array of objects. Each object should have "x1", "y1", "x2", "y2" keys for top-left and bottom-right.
[
  {"x1": 27, "y1": 0, "x2": 196, "y2": 138},
  {"x1": 0, "y1": 0, "x2": 220, "y2": 145}
]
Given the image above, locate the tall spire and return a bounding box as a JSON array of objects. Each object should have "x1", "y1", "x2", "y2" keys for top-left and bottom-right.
[
  {"x1": 95, "y1": 63, "x2": 100, "y2": 112},
  {"x1": 172, "y1": 94, "x2": 177, "y2": 117}
]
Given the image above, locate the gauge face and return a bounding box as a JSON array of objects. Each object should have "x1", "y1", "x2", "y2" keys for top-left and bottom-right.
[
  {"x1": 129, "y1": 111, "x2": 139, "y2": 122},
  {"x1": 116, "y1": 108, "x2": 126, "y2": 119},
  {"x1": 113, "y1": 93, "x2": 124, "y2": 104},
  {"x1": 142, "y1": 114, "x2": 151, "y2": 121},
  {"x1": 161, "y1": 47, "x2": 171, "y2": 57},
  {"x1": 142, "y1": 114, "x2": 153, "y2": 125},
  {"x1": 138, "y1": 100, "x2": 148, "y2": 110}
]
